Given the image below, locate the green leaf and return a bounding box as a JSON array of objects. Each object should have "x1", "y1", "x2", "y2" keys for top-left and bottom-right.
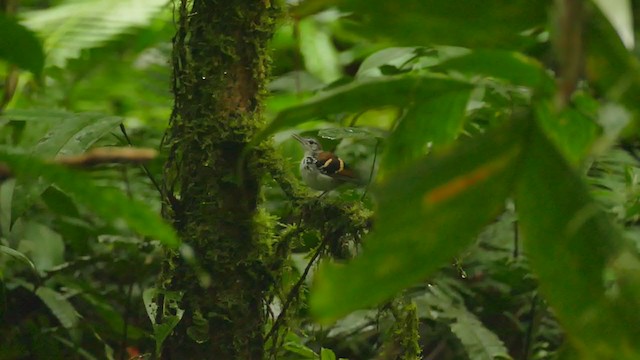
[
  {"x1": 383, "y1": 89, "x2": 471, "y2": 171},
  {"x1": 534, "y1": 99, "x2": 600, "y2": 164},
  {"x1": 16, "y1": 221, "x2": 65, "y2": 273},
  {"x1": 320, "y1": 348, "x2": 337, "y2": 360},
  {"x1": 435, "y1": 50, "x2": 554, "y2": 93},
  {"x1": 302, "y1": 0, "x2": 548, "y2": 48},
  {"x1": 34, "y1": 286, "x2": 80, "y2": 329},
  {"x1": 515, "y1": 123, "x2": 640, "y2": 359},
  {"x1": 255, "y1": 76, "x2": 472, "y2": 144},
  {"x1": 22, "y1": 0, "x2": 169, "y2": 68},
  {"x1": 2, "y1": 110, "x2": 122, "y2": 219},
  {"x1": 143, "y1": 288, "x2": 185, "y2": 355},
  {"x1": 0, "y1": 150, "x2": 179, "y2": 248},
  {"x1": 0, "y1": 244, "x2": 39, "y2": 276},
  {"x1": 311, "y1": 118, "x2": 529, "y2": 321},
  {"x1": 298, "y1": 17, "x2": 341, "y2": 83},
  {"x1": 0, "y1": 13, "x2": 44, "y2": 76},
  {"x1": 591, "y1": 0, "x2": 634, "y2": 49},
  {"x1": 585, "y1": 4, "x2": 640, "y2": 115},
  {"x1": 415, "y1": 285, "x2": 512, "y2": 360}
]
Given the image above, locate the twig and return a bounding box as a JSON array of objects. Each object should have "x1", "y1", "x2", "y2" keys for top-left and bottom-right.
[
  {"x1": 264, "y1": 233, "x2": 331, "y2": 343},
  {"x1": 119, "y1": 124, "x2": 164, "y2": 197},
  {"x1": 361, "y1": 138, "x2": 380, "y2": 201}
]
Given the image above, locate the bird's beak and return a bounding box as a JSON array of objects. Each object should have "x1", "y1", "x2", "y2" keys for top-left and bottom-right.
[
  {"x1": 292, "y1": 133, "x2": 305, "y2": 144},
  {"x1": 292, "y1": 134, "x2": 311, "y2": 151}
]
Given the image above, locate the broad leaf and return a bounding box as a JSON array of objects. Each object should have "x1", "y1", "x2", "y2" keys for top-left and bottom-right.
[
  {"x1": 255, "y1": 76, "x2": 472, "y2": 144},
  {"x1": 0, "y1": 14, "x2": 44, "y2": 76},
  {"x1": 311, "y1": 118, "x2": 529, "y2": 320},
  {"x1": 34, "y1": 286, "x2": 80, "y2": 329},
  {"x1": 0, "y1": 150, "x2": 179, "y2": 248},
  {"x1": 383, "y1": 89, "x2": 471, "y2": 171},
  {"x1": 297, "y1": 0, "x2": 549, "y2": 48},
  {"x1": 435, "y1": 50, "x2": 554, "y2": 93},
  {"x1": 2, "y1": 110, "x2": 122, "y2": 219},
  {"x1": 515, "y1": 123, "x2": 640, "y2": 359}
]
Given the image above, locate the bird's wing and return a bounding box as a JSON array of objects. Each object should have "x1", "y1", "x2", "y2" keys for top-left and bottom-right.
[{"x1": 315, "y1": 152, "x2": 360, "y2": 183}]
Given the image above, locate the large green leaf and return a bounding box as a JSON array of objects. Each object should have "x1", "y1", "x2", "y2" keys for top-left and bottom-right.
[
  {"x1": 435, "y1": 50, "x2": 554, "y2": 93},
  {"x1": 0, "y1": 150, "x2": 178, "y2": 248},
  {"x1": 311, "y1": 118, "x2": 529, "y2": 321},
  {"x1": 0, "y1": 13, "x2": 44, "y2": 76},
  {"x1": 254, "y1": 76, "x2": 472, "y2": 143},
  {"x1": 515, "y1": 123, "x2": 640, "y2": 359},
  {"x1": 383, "y1": 89, "x2": 471, "y2": 171},
  {"x1": 297, "y1": 0, "x2": 549, "y2": 48}
]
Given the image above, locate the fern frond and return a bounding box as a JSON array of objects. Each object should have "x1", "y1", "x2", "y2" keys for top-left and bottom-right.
[{"x1": 21, "y1": 0, "x2": 170, "y2": 68}]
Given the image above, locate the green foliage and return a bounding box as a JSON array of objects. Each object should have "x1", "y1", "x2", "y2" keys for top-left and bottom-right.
[
  {"x1": 3, "y1": 0, "x2": 640, "y2": 359},
  {"x1": 0, "y1": 13, "x2": 44, "y2": 76}
]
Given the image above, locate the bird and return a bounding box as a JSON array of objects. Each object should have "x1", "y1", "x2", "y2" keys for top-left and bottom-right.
[{"x1": 292, "y1": 134, "x2": 361, "y2": 192}]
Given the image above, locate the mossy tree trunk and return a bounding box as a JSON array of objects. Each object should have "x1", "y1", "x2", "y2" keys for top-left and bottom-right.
[{"x1": 160, "y1": 1, "x2": 280, "y2": 358}]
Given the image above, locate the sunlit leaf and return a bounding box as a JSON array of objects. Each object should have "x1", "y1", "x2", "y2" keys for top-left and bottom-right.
[
  {"x1": 298, "y1": 17, "x2": 342, "y2": 83},
  {"x1": 0, "y1": 150, "x2": 179, "y2": 248},
  {"x1": 311, "y1": 118, "x2": 529, "y2": 320},
  {"x1": 591, "y1": 0, "x2": 634, "y2": 49},
  {"x1": 22, "y1": 0, "x2": 169, "y2": 68}
]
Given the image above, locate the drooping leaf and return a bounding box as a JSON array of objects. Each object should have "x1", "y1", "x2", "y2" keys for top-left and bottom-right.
[
  {"x1": 435, "y1": 50, "x2": 555, "y2": 93},
  {"x1": 0, "y1": 244, "x2": 39, "y2": 276},
  {"x1": 34, "y1": 286, "x2": 80, "y2": 329},
  {"x1": 0, "y1": 150, "x2": 179, "y2": 248},
  {"x1": 255, "y1": 76, "x2": 472, "y2": 144},
  {"x1": 0, "y1": 13, "x2": 44, "y2": 76},
  {"x1": 515, "y1": 123, "x2": 640, "y2": 359},
  {"x1": 311, "y1": 118, "x2": 530, "y2": 321}
]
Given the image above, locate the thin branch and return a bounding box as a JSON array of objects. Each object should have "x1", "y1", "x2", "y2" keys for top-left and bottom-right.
[
  {"x1": 119, "y1": 124, "x2": 164, "y2": 197},
  {"x1": 264, "y1": 233, "x2": 331, "y2": 343}
]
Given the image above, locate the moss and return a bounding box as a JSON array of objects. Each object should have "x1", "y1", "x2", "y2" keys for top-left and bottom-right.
[
  {"x1": 380, "y1": 301, "x2": 422, "y2": 360},
  {"x1": 159, "y1": 0, "x2": 283, "y2": 359}
]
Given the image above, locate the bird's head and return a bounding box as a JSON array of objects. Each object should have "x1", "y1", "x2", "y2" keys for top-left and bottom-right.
[{"x1": 292, "y1": 134, "x2": 323, "y2": 154}]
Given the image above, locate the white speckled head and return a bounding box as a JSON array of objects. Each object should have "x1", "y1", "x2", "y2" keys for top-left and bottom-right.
[{"x1": 292, "y1": 134, "x2": 322, "y2": 155}]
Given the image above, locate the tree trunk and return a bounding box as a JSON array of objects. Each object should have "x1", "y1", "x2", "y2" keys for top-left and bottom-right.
[{"x1": 160, "y1": 1, "x2": 280, "y2": 358}]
